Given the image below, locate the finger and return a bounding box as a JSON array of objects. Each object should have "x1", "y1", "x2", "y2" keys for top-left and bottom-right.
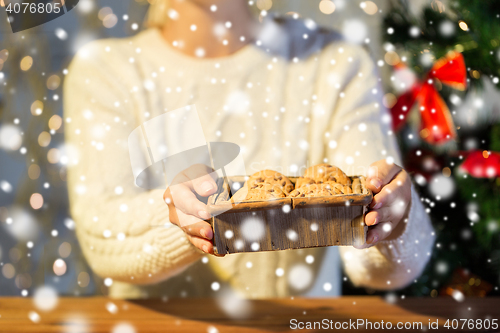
[
  {"x1": 366, "y1": 221, "x2": 396, "y2": 245},
  {"x1": 369, "y1": 172, "x2": 411, "y2": 215},
  {"x1": 191, "y1": 172, "x2": 218, "y2": 197},
  {"x1": 173, "y1": 208, "x2": 212, "y2": 232},
  {"x1": 175, "y1": 164, "x2": 218, "y2": 197},
  {"x1": 352, "y1": 229, "x2": 378, "y2": 249},
  {"x1": 369, "y1": 179, "x2": 410, "y2": 210},
  {"x1": 187, "y1": 234, "x2": 215, "y2": 254},
  {"x1": 170, "y1": 163, "x2": 211, "y2": 184},
  {"x1": 366, "y1": 206, "x2": 397, "y2": 228},
  {"x1": 365, "y1": 207, "x2": 393, "y2": 226},
  {"x1": 168, "y1": 206, "x2": 213, "y2": 240},
  {"x1": 366, "y1": 160, "x2": 403, "y2": 194},
  {"x1": 352, "y1": 241, "x2": 372, "y2": 250},
  {"x1": 168, "y1": 183, "x2": 212, "y2": 220},
  {"x1": 369, "y1": 170, "x2": 410, "y2": 208},
  {"x1": 181, "y1": 219, "x2": 214, "y2": 240},
  {"x1": 165, "y1": 188, "x2": 212, "y2": 231},
  {"x1": 353, "y1": 220, "x2": 391, "y2": 249}
]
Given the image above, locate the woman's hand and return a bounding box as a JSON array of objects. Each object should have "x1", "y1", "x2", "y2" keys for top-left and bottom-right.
[
  {"x1": 163, "y1": 164, "x2": 219, "y2": 255},
  {"x1": 359, "y1": 159, "x2": 412, "y2": 248}
]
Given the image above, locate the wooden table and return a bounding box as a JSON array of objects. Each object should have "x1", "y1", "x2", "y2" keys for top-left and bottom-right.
[{"x1": 0, "y1": 296, "x2": 499, "y2": 332}]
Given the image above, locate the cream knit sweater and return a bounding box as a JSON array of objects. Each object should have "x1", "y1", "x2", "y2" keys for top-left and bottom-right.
[{"x1": 64, "y1": 18, "x2": 435, "y2": 299}]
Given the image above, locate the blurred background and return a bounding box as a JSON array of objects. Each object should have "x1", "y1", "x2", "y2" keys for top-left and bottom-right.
[{"x1": 0, "y1": 0, "x2": 499, "y2": 300}]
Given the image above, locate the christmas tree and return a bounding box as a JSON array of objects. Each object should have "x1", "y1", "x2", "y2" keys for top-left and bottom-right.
[{"x1": 379, "y1": 0, "x2": 500, "y2": 297}]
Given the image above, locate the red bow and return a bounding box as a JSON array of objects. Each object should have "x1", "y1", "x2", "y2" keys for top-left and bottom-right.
[
  {"x1": 391, "y1": 51, "x2": 467, "y2": 144},
  {"x1": 460, "y1": 150, "x2": 500, "y2": 178}
]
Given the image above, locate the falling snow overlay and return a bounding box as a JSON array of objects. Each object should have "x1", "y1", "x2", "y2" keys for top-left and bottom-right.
[
  {"x1": 58, "y1": 12, "x2": 436, "y2": 298},
  {"x1": 0, "y1": 2, "x2": 498, "y2": 329}
]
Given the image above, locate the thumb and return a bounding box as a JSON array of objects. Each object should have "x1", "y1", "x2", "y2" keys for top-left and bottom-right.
[
  {"x1": 191, "y1": 172, "x2": 218, "y2": 197},
  {"x1": 366, "y1": 159, "x2": 402, "y2": 194}
]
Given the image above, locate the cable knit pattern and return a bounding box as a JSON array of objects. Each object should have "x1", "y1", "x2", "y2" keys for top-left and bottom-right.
[
  {"x1": 64, "y1": 19, "x2": 435, "y2": 297},
  {"x1": 64, "y1": 38, "x2": 203, "y2": 285}
]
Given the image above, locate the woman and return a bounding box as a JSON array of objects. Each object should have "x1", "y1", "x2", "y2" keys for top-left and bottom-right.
[{"x1": 64, "y1": 0, "x2": 434, "y2": 298}]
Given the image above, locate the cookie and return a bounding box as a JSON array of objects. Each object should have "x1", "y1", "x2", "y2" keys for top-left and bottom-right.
[
  {"x1": 351, "y1": 177, "x2": 362, "y2": 194},
  {"x1": 295, "y1": 177, "x2": 353, "y2": 189},
  {"x1": 289, "y1": 182, "x2": 352, "y2": 198},
  {"x1": 323, "y1": 181, "x2": 352, "y2": 194},
  {"x1": 295, "y1": 177, "x2": 315, "y2": 188},
  {"x1": 351, "y1": 176, "x2": 367, "y2": 194},
  {"x1": 245, "y1": 183, "x2": 286, "y2": 201},
  {"x1": 289, "y1": 184, "x2": 333, "y2": 197},
  {"x1": 247, "y1": 170, "x2": 294, "y2": 195},
  {"x1": 230, "y1": 186, "x2": 248, "y2": 203},
  {"x1": 302, "y1": 163, "x2": 351, "y2": 185}
]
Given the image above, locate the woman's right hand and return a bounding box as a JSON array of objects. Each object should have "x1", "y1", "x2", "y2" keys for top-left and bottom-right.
[{"x1": 163, "y1": 164, "x2": 219, "y2": 255}]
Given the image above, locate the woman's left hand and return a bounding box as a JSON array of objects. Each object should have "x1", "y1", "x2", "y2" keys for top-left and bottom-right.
[{"x1": 358, "y1": 159, "x2": 412, "y2": 248}]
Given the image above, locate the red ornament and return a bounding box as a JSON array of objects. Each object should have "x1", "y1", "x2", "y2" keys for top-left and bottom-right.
[
  {"x1": 460, "y1": 150, "x2": 500, "y2": 178},
  {"x1": 391, "y1": 51, "x2": 467, "y2": 144}
]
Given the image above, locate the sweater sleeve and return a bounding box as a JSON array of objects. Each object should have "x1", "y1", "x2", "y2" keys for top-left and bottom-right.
[
  {"x1": 322, "y1": 43, "x2": 435, "y2": 290},
  {"x1": 63, "y1": 41, "x2": 202, "y2": 285}
]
